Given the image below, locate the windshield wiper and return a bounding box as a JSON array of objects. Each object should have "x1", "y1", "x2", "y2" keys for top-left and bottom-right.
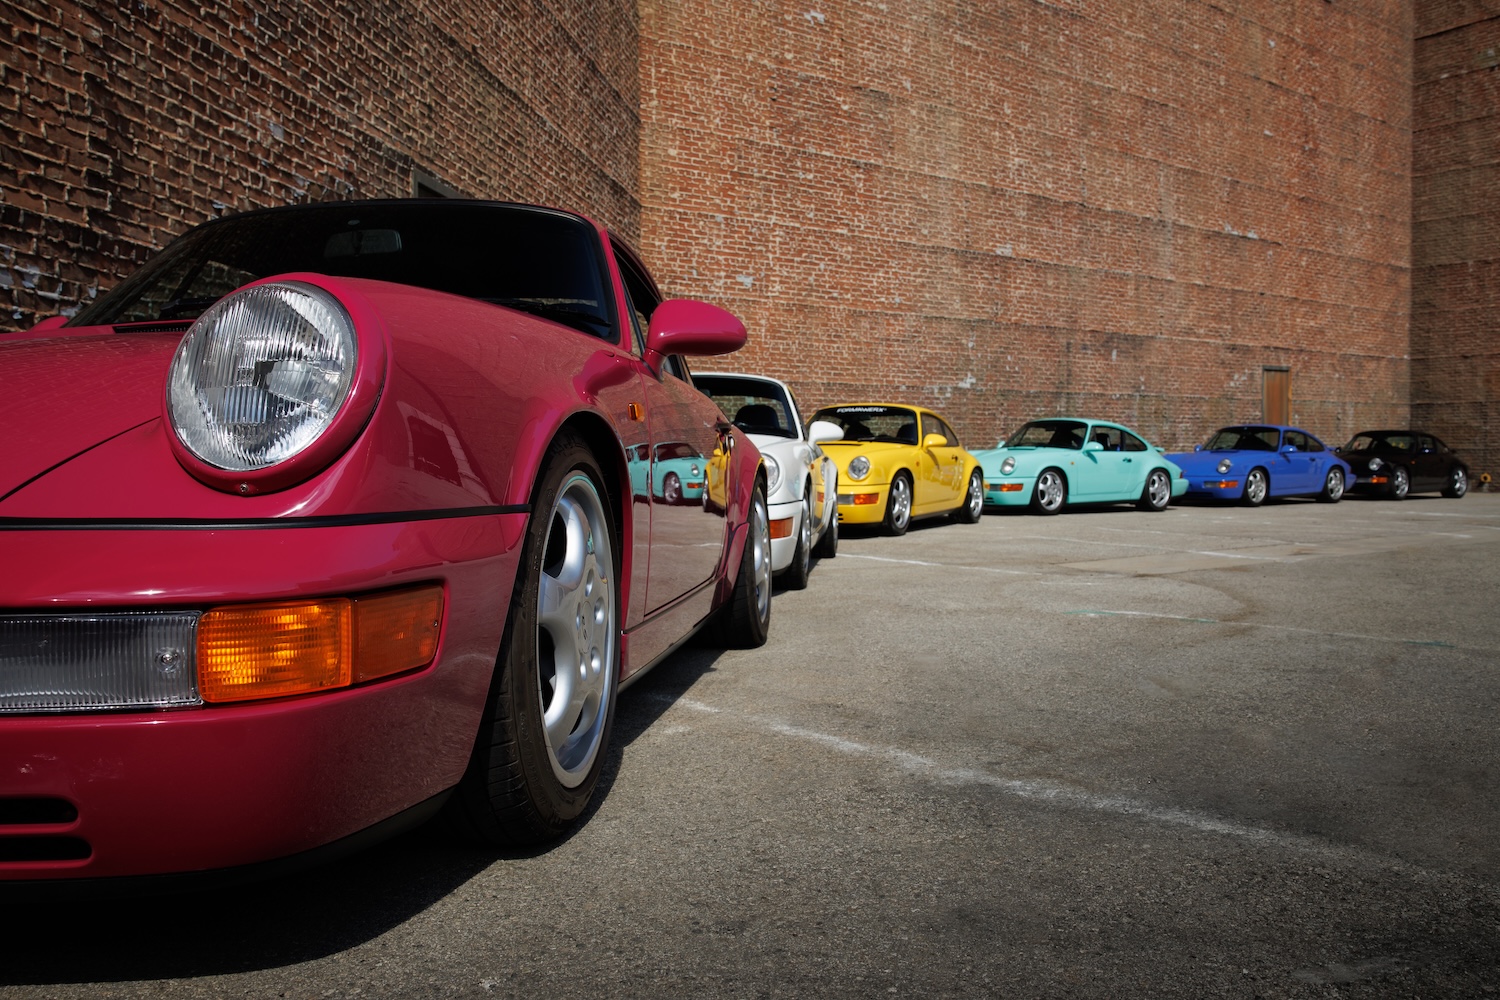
[
  {"x1": 158, "y1": 295, "x2": 224, "y2": 320},
  {"x1": 487, "y1": 298, "x2": 611, "y2": 338}
]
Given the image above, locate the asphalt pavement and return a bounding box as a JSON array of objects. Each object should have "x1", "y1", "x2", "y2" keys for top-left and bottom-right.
[{"x1": 4, "y1": 492, "x2": 1498, "y2": 998}]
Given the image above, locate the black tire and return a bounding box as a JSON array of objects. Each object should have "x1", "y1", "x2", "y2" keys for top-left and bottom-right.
[
  {"x1": 708, "y1": 481, "x2": 772, "y2": 648},
  {"x1": 1030, "y1": 468, "x2": 1066, "y2": 515},
  {"x1": 883, "y1": 472, "x2": 913, "y2": 535},
  {"x1": 1317, "y1": 466, "x2": 1345, "y2": 503},
  {"x1": 813, "y1": 487, "x2": 838, "y2": 559},
  {"x1": 781, "y1": 492, "x2": 813, "y2": 591},
  {"x1": 1138, "y1": 468, "x2": 1172, "y2": 511},
  {"x1": 1443, "y1": 466, "x2": 1468, "y2": 499},
  {"x1": 955, "y1": 469, "x2": 984, "y2": 523},
  {"x1": 1388, "y1": 465, "x2": 1409, "y2": 500},
  {"x1": 1241, "y1": 467, "x2": 1268, "y2": 507},
  {"x1": 444, "y1": 432, "x2": 619, "y2": 846}
]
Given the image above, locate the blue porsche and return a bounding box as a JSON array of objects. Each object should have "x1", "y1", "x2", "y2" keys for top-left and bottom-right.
[{"x1": 1165, "y1": 425, "x2": 1351, "y2": 506}]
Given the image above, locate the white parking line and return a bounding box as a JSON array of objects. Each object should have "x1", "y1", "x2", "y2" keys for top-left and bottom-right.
[
  {"x1": 841, "y1": 554, "x2": 1033, "y2": 575},
  {"x1": 655, "y1": 696, "x2": 1455, "y2": 875}
]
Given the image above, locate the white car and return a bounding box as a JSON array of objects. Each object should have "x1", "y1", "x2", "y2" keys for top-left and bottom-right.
[{"x1": 695, "y1": 372, "x2": 840, "y2": 589}]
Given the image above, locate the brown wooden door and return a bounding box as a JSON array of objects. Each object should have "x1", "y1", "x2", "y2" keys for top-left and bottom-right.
[{"x1": 1263, "y1": 368, "x2": 1290, "y2": 425}]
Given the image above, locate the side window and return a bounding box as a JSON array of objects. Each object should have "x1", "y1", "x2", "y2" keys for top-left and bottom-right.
[
  {"x1": 1284, "y1": 430, "x2": 1308, "y2": 451},
  {"x1": 1122, "y1": 431, "x2": 1148, "y2": 453},
  {"x1": 923, "y1": 415, "x2": 954, "y2": 446},
  {"x1": 615, "y1": 252, "x2": 661, "y2": 357},
  {"x1": 1417, "y1": 434, "x2": 1436, "y2": 453},
  {"x1": 1306, "y1": 435, "x2": 1325, "y2": 453},
  {"x1": 1090, "y1": 426, "x2": 1123, "y2": 451}
]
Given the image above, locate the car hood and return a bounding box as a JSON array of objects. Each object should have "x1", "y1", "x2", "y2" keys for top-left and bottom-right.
[
  {"x1": 0, "y1": 329, "x2": 180, "y2": 498},
  {"x1": 1162, "y1": 449, "x2": 1244, "y2": 473},
  {"x1": 970, "y1": 445, "x2": 1073, "y2": 467}
]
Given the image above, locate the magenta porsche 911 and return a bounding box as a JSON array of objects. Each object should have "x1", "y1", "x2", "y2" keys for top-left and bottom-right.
[{"x1": 0, "y1": 200, "x2": 772, "y2": 889}]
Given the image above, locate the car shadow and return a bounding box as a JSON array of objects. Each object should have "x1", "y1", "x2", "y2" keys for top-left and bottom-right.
[{"x1": 0, "y1": 645, "x2": 726, "y2": 987}]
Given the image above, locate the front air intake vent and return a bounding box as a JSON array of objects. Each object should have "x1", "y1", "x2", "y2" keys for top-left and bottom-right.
[{"x1": 0, "y1": 797, "x2": 79, "y2": 825}]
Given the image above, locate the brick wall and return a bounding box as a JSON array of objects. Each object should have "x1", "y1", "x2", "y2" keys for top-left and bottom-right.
[
  {"x1": 0, "y1": 0, "x2": 640, "y2": 330},
  {"x1": 1412, "y1": 1, "x2": 1498, "y2": 481},
  {"x1": 639, "y1": 0, "x2": 1415, "y2": 453}
]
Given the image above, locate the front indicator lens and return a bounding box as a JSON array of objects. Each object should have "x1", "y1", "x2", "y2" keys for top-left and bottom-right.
[
  {"x1": 996, "y1": 483, "x2": 1025, "y2": 492},
  {"x1": 852, "y1": 493, "x2": 881, "y2": 505},
  {"x1": 768, "y1": 517, "x2": 795, "y2": 539},
  {"x1": 198, "y1": 600, "x2": 352, "y2": 702},
  {"x1": 199, "y1": 585, "x2": 444, "y2": 702},
  {"x1": 0, "y1": 612, "x2": 201, "y2": 713}
]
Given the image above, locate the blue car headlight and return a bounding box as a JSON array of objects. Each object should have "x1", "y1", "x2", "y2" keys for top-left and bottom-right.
[{"x1": 1216, "y1": 458, "x2": 1232, "y2": 474}]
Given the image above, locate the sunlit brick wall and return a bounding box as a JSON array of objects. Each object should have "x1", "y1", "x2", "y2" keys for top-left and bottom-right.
[
  {"x1": 0, "y1": 0, "x2": 640, "y2": 330},
  {"x1": 639, "y1": 0, "x2": 1414, "y2": 451},
  {"x1": 1412, "y1": 2, "x2": 1499, "y2": 481}
]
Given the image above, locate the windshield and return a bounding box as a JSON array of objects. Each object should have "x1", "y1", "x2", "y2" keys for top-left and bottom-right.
[
  {"x1": 1204, "y1": 426, "x2": 1280, "y2": 451},
  {"x1": 695, "y1": 375, "x2": 797, "y2": 439},
  {"x1": 1005, "y1": 420, "x2": 1088, "y2": 450},
  {"x1": 70, "y1": 201, "x2": 616, "y2": 339},
  {"x1": 1345, "y1": 432, "x2": 1411, "y2": 452},
  {"x1": 811, "y1": 405, "x2": 919, "y2": 444}
]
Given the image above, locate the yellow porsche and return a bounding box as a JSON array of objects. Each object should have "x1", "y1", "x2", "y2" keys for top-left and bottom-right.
[{"x1": 809, "y1": 403, "x2": 985, "y2": 535}]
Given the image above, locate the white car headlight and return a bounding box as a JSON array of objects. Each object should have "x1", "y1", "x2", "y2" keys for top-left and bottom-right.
[
  {"x1": 848, "y1": 455, "x2": 871, "y2": 481},
  {"x1": 763, "y1": 454, "x2": 782, "y2": 494},
  {"x1": 1217, "y1": 458, "x2": 1232, "y2": 474},
  {"x1": 1000, "y1": 456, "x2": 1015, "y2": 475},
  {"x1": 168, "y1": 282, "x2": 357, "y2": 473},
  {"x1": 1368, "y1": 456, "x2": 1384, "y2": 471}
]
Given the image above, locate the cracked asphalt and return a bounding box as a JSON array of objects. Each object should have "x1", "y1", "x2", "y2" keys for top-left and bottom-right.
[{"x1": 4, "y1": 492, "x2": 1498, "y2": 998}]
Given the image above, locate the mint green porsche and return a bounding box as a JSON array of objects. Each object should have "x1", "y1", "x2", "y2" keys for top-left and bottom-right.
[{"x1": 974, "y1": 418, "x2": 1188, "y2": 514}]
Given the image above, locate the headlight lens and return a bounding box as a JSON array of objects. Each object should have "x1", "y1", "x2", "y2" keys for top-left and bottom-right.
[
  {"x1": 848, "y1": 455, "x2": 871, "y2": 481},
  {"x1": 1217, "y1": 458, "x2": 1232, "y2": 474},
  {"x1": 1000, "y1": 457, "x2": 1016, "y2": 475},
  {"x1": 168, "y1": 282, "x2": 358, "y2": 472},
  {"x1": 1368, "y1": 457, "x2": 1384, "y2": 471},
  {"x1": 763, "y1": 454, "x2": 782, "y2": 494}
]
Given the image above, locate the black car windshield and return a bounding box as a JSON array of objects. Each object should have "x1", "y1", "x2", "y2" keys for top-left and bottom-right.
[
  {"x1": 1005, "y1": 420, "x2": 1087, "y2": 450},
  {"x1": 69, "y1": 201, "x2": 615, "y2": 339},
  {"x1": 1205, "y1": 426, "x2": 1280, "y2": 451},
  {"x1": 695, "y1": 375, "x2": 797, "y2": 439},
  {"x1": 812, "y1": 405, "x2": 919, "y2": 444},
  {"x1": 1345, "y1": 432, "x2": 1412, "y2": 452}
]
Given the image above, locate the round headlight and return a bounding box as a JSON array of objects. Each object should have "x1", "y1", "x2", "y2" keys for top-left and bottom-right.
[
  {"x1": 848, "y1": 455, "x2": 871, "y2": 481},
  {"x1": 1217, "y1": 458, "x2": 1232, "y2": 474},
  {"x1": 1368, "y1": 456, "x2": 1383, "y2": 471},
  {"x1": 1000, "y1": 456, "x2": 1016, "y2": 475},
  {"x1": 763, "y1": 454, "x2": 782, "y2": 494},
  {"x1": 168, "y1": 282, "x2": 357, "y2": 474}
]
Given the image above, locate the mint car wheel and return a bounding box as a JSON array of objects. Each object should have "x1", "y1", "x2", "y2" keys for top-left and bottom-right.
[
  {"x1": 1031, "y1": 469, "x2": 1066, "y2": 515},
  {"x1": 1138, "y1": 468, "x2": 1172, "y2": 511}
]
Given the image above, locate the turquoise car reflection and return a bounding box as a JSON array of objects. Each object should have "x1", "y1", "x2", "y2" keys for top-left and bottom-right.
[
  {"x1": 974, "y1": 418, "x2": 1187, "y2": 514},
  {"x1": 626, "y1": 441, "x2": 706, "y2": 505}
]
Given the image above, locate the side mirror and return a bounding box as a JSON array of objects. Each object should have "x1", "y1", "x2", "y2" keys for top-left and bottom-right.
[
  {"x1": 994, "y1": 439, "x2": 1005, "y2": 448},
  {"x1": 645, "y1": 299, "x2": 746, "y2": 358},
  {"x1": 1281, "y1": 444, "x2": 1297, "y2": 454},
  {"x1": 807, "y1": 420, "x2": 843, "y2": 445},
  {"x1": 922, "y1": 433, "x2": 947, "y2": 448},
  {"x1": 1084, "y1": 440, "x2": 1104, "y2": 452},
  {"x1": 1193, "y1": 444, "x2": 1204, "y2": 452}
]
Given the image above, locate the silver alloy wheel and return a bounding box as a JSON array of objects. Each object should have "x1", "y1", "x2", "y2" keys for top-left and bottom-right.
[
  {"x1": 535, "y1": 472, "x2": 616, "y2": 788},
  {"x1": 1449, "y1": 467, "x2": 1468, "y2": 498},
  {"x1": 750, "y1": 490, "x2": 772, "y2": 624},
  {"x1": 1035, "y1": 470, "x2": 1065, "y2": 512},
  {"x1": 662, "y1": 472, "x2": 682, "y2": 504},
  {"x1": 966, "y1": 470, "x2": 984, "y2": 518},
  {"x1": 1244, "y1": 468, "x2": 1268, "y2": 505},
  {"x1": 1324, "y1": 467, "x2": 1345, "y2": 501},
  {"x1": 1145, "y1": 469, "x2": 1171, "y2": 509},
  {"x1": 887, "y1": 475, "x2": 912, "y2": 532},
  {"x1": 1391, "y1": 466, "x2": 1409, "y2": 500}
]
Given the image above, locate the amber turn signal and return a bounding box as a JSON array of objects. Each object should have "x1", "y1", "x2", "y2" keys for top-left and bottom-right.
[
  {"x1": 768, "y1": 517, "x2": 795, "y2": 539},
  {"x1": 852, "y1": 493, "x2": 880, "y2": 505},
  {"x1": 198, "y1": 585, "x2": 444, "y2": 703}
]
